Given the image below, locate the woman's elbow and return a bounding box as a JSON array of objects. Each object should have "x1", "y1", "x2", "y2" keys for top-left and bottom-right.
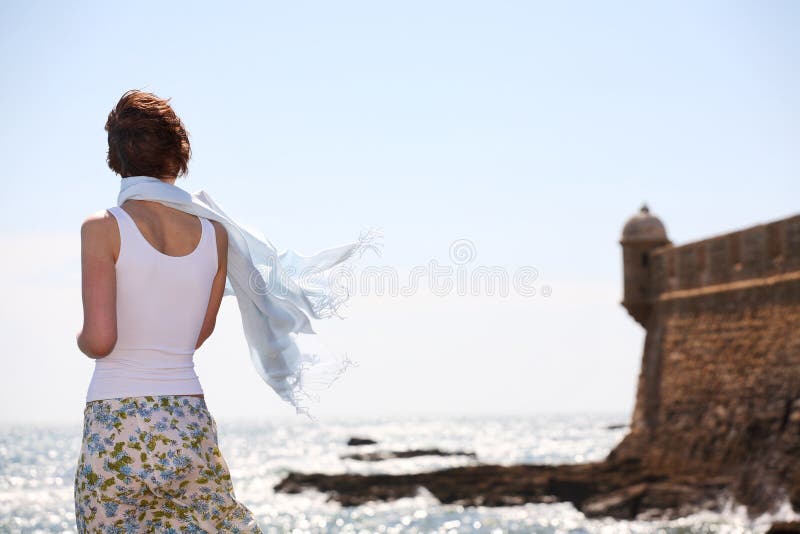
[
  {"x1": 92, "y1": 343, "x2": 116, "y2": 358},
  {"x1": 78, "y1": 331, "x2": 117, "y2": 359}
]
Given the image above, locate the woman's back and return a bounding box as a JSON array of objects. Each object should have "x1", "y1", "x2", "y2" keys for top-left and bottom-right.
[{"x1": 85, "y1": 201, "x2": 219, "y2": 402}]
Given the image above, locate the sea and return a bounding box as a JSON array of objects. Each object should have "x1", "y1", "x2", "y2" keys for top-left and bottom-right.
[{"x1": 1, "y1": 413, "x2": 796, "y2": 533}]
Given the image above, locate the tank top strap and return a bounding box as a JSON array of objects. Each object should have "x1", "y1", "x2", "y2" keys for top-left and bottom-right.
[
  {"x1": 108, "y1": 205, "x2": 132, "y2": 229},
  {"x1": 200, "y1": 217, "x2": 219, "y2": 267},
  {"x1": 107, "y1": 205, "x2": 149, "y2": 261},
  {"x1": 108, "y1": 205, "x2": 141, "y2": 233},
  {"x1": 198, "y1": 216, "x2": 211, "y2": 243}
]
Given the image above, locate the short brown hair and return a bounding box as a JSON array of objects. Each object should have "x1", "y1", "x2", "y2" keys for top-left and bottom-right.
[{"x1": 105, "y1": 89, "x2": 191, "y2": 179}]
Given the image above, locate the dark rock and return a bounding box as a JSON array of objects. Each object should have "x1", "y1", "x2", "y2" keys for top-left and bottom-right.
[
  {"x1": 341, "y1": 448, "x2": 477, "y2": 461},
  {"x1": 275, "y1": 471, "x2": 423, "y2": 507},
  {"x1": 582, "y1": 478, "x2": 730, "y2": 520},
  {"x1": 768, "y1": 522, "x2": 800, "y2": 534},
  {"x1": 606, "y1": 424, "x2": 628, "y2": 430},
  {"x1": 346, "y1": 437, "x2": 377, "y2": 446},
  {"x1": 273, "y1": 458, "x2": 734, "y2": 520}
]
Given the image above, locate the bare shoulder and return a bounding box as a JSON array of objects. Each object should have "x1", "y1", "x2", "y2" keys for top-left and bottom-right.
[
  {"x1": 80, "y1": 209, "x2": 117, "y2": 238},
  {"x1": 80, "y1": 209, "x2": 119, "y2": 262}
]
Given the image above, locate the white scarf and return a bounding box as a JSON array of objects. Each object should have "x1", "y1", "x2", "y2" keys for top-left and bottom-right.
[{"x1": 117, "y1": 176, "x2": 383, "y2": 420}]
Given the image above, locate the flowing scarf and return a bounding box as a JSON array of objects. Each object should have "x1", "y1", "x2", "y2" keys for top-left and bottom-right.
[{"x1": 117, "y1": 176, "x2": 383, "y2": 421}]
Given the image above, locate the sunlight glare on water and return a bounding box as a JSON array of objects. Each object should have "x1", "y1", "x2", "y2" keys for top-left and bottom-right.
[{"x1": 0, "y1": 414, "x2": 795, "y2": 533}]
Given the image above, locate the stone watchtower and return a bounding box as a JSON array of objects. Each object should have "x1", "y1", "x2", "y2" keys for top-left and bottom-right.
[{"x1": 620, "y1": 204, "x2": 671, "y2": 327}]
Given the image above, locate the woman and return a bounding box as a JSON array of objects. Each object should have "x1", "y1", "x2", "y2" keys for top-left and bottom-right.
[{"x1": 74, "y1": 90, "x2": 262, "y2": 533}]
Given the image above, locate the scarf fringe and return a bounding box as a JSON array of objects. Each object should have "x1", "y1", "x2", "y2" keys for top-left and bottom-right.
[
  {"x1": 285, "y1": 351, "x2": 361, "y2": 422},
  {"x1": 286, "y1": 227, "x2": 383, "y2": 423},
  {"x1": 280, "y1": 226, "x2": 382, "y2": 422},
  {"x1": 307, "y1": 226, "x2": 384, "y2": 320}
]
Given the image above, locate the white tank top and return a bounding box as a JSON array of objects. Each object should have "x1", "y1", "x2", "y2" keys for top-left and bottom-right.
[{"x1": 85, "y1": 205, "x2": 218, "y2": 402}]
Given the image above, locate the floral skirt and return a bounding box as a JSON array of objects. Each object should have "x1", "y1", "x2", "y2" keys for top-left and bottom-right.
[{"x1": 74, "y1": 395, "x2": 262, "y2": 533}]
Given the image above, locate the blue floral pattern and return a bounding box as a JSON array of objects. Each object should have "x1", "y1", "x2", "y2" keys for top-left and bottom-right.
[{"x1": 74, "y1": 395, "x2": 262, "y2": 533}]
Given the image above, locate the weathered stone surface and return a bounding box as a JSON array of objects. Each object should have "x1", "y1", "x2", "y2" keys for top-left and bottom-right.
[{"x1": 341, "y1": 448, "x2": 477, "y2": 461}]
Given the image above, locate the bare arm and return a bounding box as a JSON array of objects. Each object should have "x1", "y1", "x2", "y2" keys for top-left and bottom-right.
[
  {"x1": 76, "y1": 211, "x2": 118, "y2": 358},
  {"x1": 196, "y1": 220, "x2": 228, "y2": 350}
]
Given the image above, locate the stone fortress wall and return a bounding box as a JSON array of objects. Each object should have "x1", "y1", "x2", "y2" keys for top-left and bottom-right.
[{"x1": 614, "y1": 206, "x2": 800, "y2": 508}]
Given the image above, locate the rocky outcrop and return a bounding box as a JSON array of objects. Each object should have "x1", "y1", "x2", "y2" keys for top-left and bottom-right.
[
  {"x1": 346, "y1": 437, "x2": 377, "y2": 446},
  {"x1": 274, "y1": 458, "x2": 732, "y2": 519},
  {"x1": 341, "y1": 448, "x2": 477, "y2": 461},
  {"x1": 768, "y1": 523, "x2": 800, "y2": 534}
]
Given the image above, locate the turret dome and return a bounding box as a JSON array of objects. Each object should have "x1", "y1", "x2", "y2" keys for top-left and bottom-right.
[{"x1": 622, "y1": 204, "x2": 668, "y2": 243}]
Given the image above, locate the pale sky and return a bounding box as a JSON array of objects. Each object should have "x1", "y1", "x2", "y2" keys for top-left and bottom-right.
[{"x1": 1, "y1": 1, "x2": 797, "y2": 424}]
